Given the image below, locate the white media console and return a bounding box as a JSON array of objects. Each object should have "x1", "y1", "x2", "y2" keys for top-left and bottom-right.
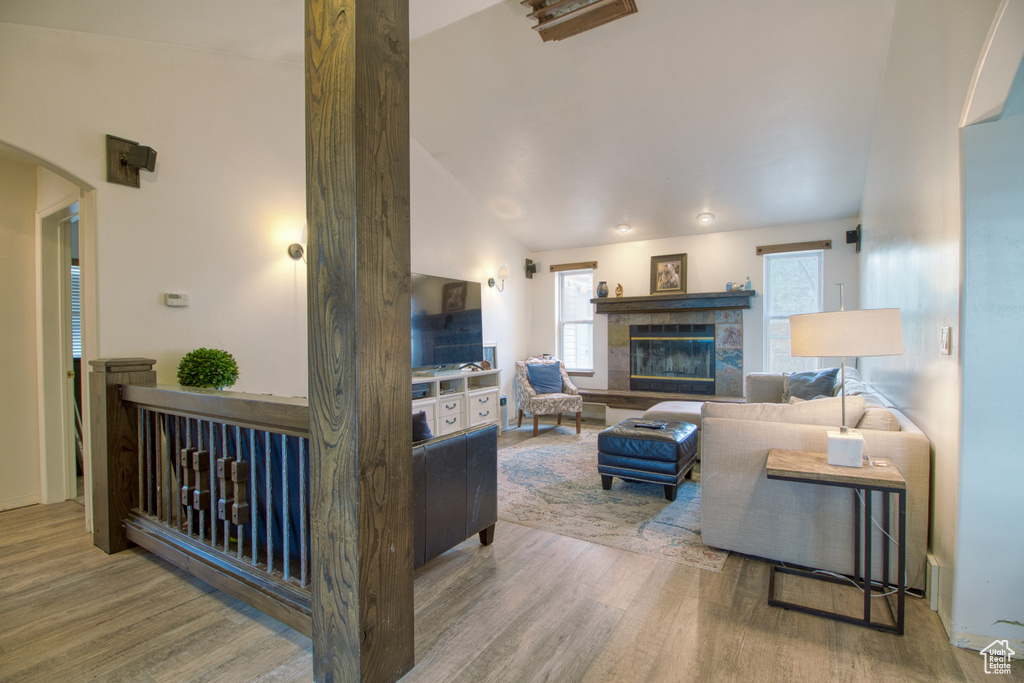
[{"x1": 412, "y1": 368, "x2": 502, "y2": 437}]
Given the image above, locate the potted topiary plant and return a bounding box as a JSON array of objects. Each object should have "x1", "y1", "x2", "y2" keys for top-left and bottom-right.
[{"x1": 176, "y1": 347, "x2": 239, "y2": 390}]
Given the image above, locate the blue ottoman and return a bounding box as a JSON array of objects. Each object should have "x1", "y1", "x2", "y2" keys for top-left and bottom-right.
[{"x1": 597, "y1": 419, "x2": 698, "y2": 501}]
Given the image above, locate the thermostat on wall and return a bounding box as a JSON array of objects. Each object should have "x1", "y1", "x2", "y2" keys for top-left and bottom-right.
[{"x1": 165, "y1": 292, "x2": 189, "y2": 307}]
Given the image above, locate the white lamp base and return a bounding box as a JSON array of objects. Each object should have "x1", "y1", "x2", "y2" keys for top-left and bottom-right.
[{"x1": 827, "y1": 430, "x2": 864, "y2": 467}]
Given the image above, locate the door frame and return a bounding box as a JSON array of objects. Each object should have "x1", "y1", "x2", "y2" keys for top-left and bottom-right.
[{"x1": 36, "y1": 192, "x2": 81, "y2": 506}]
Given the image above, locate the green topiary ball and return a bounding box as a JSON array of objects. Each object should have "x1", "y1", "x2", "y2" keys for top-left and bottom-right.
[{"x1": 176, "y1": 347, "x2": 239, "y2": 389}]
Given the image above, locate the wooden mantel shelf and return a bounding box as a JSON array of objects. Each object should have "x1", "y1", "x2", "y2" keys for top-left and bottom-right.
[{"x1": 589, "y1": 290, "x2": 757, "y2": 314}]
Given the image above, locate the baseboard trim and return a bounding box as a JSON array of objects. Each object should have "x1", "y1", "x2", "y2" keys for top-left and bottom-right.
[
  {"x1": 952, "y1": 629, "x2": 1024, "y2": 655},
  {"x1": 0, "y1": 493, "x2": 41, "y2": 511},
  {"x1": 926, "y1": 553, "x2": 940, "y2": 611}
]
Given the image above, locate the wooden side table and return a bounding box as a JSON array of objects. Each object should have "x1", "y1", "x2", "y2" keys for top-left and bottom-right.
[{"x1": 765, "y1": 448, "x2": 906, "y2": 635}]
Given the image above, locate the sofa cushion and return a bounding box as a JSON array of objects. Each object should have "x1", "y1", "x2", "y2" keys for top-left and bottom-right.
[
  {"x1": 856, "y1": 407, "x2": 901, "y2": 431},
  {"x1": 745, "y1": 373, "x2": 787, "y2": 404},
  {"x1": 702, "y1": 394, "x2": 866, "y2": 428},
  {"x1": 642, "y1": 400, "x2": 705, "y2": 425},
  {"x1": 527, "y1": 361, "x2": 562, "y2": 394},
  {"x1": 783, "y1": 367, "x2": 839, "y2": 401}
]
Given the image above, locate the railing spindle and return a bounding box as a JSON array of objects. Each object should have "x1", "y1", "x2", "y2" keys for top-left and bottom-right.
[
  {"x1": 186, "y1": 419, "x2": 194, "y2": 537},
  {"x1": 235, "y1": 425, "x2": 244, "y2": 560},
  {"x1": 282, "y1": 434, "x2": 290, "y2": 581},
  {"x1": 265, "y1": 430, "x2": 273, "y2": 574},
  {"x1": 149, "y1": 410, "x2": 156, "y2": 515},
  {"x1": 209, "y1": 421, "x2": 217, "y2": 548},
  {"x1": 300, "y1": 436, "x2": 307, "y2": 588},
  {"x1": 158, "y1": 413, "x2": 164, "y2": 520},
  {"x1": 250, "y1": 428, "x2": 257, "y2": 567},
  {"x1": 137, "y1": 407, "x2": 145, "y2": 514},
  {"x1": 155, "y1": 412, "x2": 164, "y2": 520},
  {"x1": 198, "y1": 420, "x2": 206, "y2": 544},
  {"x1": 222, "y1": 422, "x2": 230, "y2": 553},
  {"x1": 173, "y1": 416, "x2": 181, "y2": 531}
]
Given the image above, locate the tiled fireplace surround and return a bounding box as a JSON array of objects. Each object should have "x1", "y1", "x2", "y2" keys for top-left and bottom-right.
[{"x1": 606, "y1": 309, "x2": 745, "y2": 398}]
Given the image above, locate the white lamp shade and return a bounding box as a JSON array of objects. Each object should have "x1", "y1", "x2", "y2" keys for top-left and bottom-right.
[
  {"x1": 789, "y1": 308, "x2": 903, "y2": 358},
  {"x1": 497, "y1": 264, "x2": 509, "y2": 280}
]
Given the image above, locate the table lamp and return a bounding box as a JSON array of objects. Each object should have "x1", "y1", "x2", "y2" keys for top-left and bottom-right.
[{"x1": 789, "y1": 289, "x2": 902, "y2": 467}]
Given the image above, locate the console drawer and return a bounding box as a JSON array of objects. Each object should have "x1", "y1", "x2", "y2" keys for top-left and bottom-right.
[
  {"x1": 469, "y1": 390, "x2": 500, "y2": 427},
  {"x1": 438, "y1": 412, "x2": 463, "y2": 435},
  {"x1": 438, "y1": 395, "x2": 463, "y2": 418}
]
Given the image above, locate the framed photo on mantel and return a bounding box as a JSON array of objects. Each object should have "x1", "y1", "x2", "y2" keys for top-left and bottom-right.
[{"x1": 650, "y1": 253, "x2": 687, "y2": 294}]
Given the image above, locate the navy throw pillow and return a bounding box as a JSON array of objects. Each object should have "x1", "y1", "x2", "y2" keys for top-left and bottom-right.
[
  {"x1": 787, "y1": 367, "x2": 840, "y2": 401},
  {"x1": 527, "y1": 362, "x2": 563, "y2": 394},
  {"x1": 412, "y1": 410, "x2": 433, "y2": 442}
]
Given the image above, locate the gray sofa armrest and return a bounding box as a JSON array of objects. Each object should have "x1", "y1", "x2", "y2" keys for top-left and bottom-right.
[{"x1": 744, "y1": 372, "x2": 785, "y2": 404}]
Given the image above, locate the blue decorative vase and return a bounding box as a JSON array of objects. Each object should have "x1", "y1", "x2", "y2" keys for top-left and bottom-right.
[{"x1": 596, "y1": 281, "x2": 609, "y2": 298}]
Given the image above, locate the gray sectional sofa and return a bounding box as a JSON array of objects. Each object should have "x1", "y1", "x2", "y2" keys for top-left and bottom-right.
[{"x1": 698, "y1": 368, "x2": 931, "y2": 590}]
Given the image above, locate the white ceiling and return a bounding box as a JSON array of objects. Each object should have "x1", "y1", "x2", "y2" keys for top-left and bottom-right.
[
  {"x1": 0, "y1": 0, "x2": 504, "y2": 61},
  {"x1": 412, "y1": 0, "x2": 896, "y2": 250},
  {"x1": 0, "y1": 0, "x2": 896, "y2": 251}
]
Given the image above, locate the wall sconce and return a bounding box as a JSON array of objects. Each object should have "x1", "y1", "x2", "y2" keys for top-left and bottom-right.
[
  {"x1": 488, "y1": 264, "x2": 509, "y2": 292},
  {"x1": 525, "y1": 258, "x2": 537, "y2": 279},
  {"x1": 105, "y1": 134, "x2": 158, "y2": 188},
  {"x1": 288, "y1": 221, "x2": 307, "y2": 262}
]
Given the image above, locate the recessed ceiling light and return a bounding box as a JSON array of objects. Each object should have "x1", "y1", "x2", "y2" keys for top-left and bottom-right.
[
  {"x1": 697, "y1": 213, "x2": 715, "y2": 224},
  {"x1": 616, "y1": 223, "x2": 631, "y2": 233}
]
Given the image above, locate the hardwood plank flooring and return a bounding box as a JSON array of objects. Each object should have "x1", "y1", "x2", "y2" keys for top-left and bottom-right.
[{"x1": 0, "y1": 426, "x2": 1010, "y2": 682}]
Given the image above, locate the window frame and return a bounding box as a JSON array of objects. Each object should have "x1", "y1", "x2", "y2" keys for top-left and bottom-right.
[
  {"x1": 557, "y1": 268, "x2": 594, "y2": 372},
  {"x1": 763, "y1": 250, "x2": 824, "y2": 374}
]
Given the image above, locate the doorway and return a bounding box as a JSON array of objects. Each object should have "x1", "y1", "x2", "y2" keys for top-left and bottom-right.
[{"x1": 38, "y1": 199, "x2": 81, "y2": 507}]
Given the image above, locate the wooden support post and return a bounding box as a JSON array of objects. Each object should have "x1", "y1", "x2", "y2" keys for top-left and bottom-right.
[
  {"x1": 89, "y1": 358, "x2": 157, "y2": 554},
  {"x1": 305, "y1": 0, "x2": 413, "y2": 681}
]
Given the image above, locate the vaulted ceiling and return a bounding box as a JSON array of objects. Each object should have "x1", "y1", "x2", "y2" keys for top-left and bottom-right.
[
  {"x1": 0, "y1": 0, "x2": 896, "y2": 251},
  {"x1": 412, "y1": 0, "x2": 895, "y2": 250}
]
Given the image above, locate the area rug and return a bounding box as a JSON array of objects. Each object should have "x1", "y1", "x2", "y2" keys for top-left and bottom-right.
[{"x1": 497, "y1": 425, "x2": 728, "y2": 572}]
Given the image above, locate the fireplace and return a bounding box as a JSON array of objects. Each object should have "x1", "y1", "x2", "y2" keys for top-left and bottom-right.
[
  {"x1": 602, "y1": 297, "x2": 747, "y2": 398},
  {"x1": 629, "y1": 324, "x2": 716, "y2": 395}
]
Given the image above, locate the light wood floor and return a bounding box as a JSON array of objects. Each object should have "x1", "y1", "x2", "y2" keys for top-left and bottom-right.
[{"x1": 0, "y1": 422, "x2": 1009, "y2": 682}]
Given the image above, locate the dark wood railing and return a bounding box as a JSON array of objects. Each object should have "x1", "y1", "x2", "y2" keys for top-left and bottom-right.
[{"x1": 90, "y1": 358, "x2": 314, "y2": 636}]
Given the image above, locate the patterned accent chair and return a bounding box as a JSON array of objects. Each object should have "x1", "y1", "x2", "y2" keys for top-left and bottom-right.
[{"x1": 513, "y1": 357, "x2": 583, "y2": 436}]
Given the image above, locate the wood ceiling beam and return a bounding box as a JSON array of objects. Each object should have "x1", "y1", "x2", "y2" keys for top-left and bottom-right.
[
  {"x1": 522, "y1": 0, "x2": 638, "y2": 42},
  {"x1": 525, "y1": 0, "x2": 583, "y2": 21}
]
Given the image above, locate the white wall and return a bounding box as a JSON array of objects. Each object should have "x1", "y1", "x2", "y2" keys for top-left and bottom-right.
[
  {"x1": 0, "y1": 22, "x2": 532, "y2": 405},
  {"x1": 528, "y1": 218, "x2": 861, "y2": 390},
  {"x1": 0, "y1": 22, "x2": 308, "y2": 396},
  {"x1": 956, "y1": 58, "x2": 1024, "y2": 650},
  {"x1": 0, "y1": 156, "x2": 41, "y2": 510},
  {"x1": 858, "y1": 0, "x2": 998, "y2": 636},
  {"x1": 411, "y1": 139, "x2": 532, "y2": 401},
  {"x1": 37, "y1": 167, "x2": 79, "y2": 212}
]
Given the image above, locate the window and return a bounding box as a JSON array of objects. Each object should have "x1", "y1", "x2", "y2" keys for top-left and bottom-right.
[
  {"x1": 558, "y1": 269, "x2": 593, "y2": 371},
  {"x1": 71, "y1": 264, "x2": 81, "y2": 359},
  {"x1": 764, "y1": 251, "x2": 823, "y2": 373}
]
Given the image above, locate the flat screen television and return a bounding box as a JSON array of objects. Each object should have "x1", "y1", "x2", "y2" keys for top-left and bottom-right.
[{"x1": 411, "y1": 273, "x2": 484, "y2": 371}]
